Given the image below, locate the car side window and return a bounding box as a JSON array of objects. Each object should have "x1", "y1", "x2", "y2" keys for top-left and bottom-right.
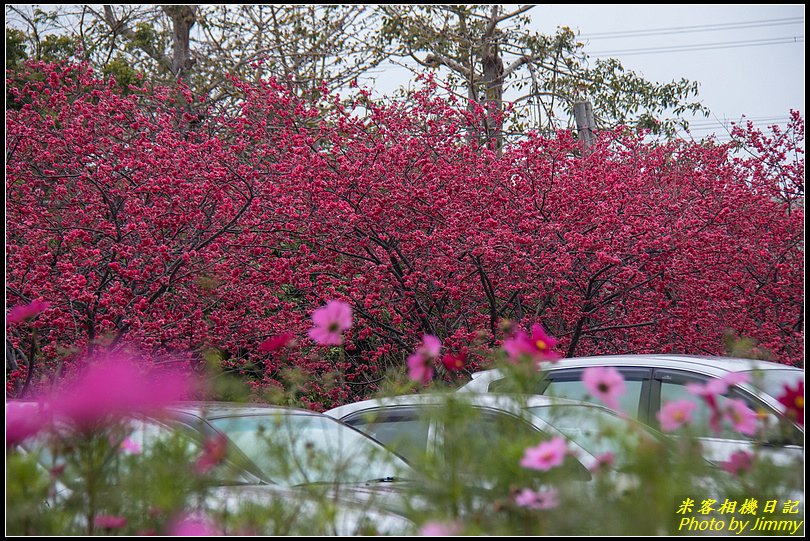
[
  {"x1": 655, "y1": 370, "x2": 798, "y2": 443},
  {"x1": 531, "y1": 368, "x2": 650, "y2": 420},
  {"x1": 440, "y1": 408, "x2": 592, "y2": 482},
  {"x1": 341, "y1": 408, "x2": 430, "y2": 464}
]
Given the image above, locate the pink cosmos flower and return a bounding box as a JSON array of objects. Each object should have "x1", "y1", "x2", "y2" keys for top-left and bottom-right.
[
  {"x1": 520, "y1": 436, "x2": 568, "y2": 471},
  {"x1": 194, "y1": 433, "x2": 229, "y2": 474},
  {"x1": 720, "y1": 450, "x2": 754, "y2": 475},
  {"x1": 308, "y1": 301, "x2": 353, "y2": 345},
  {"x1": 589, "y1": 451, "x2": 616, "y2": 473},
  {"x1": 168, "y1": 514, "x2": 221, "y2": 536},
  {"x1": 6, "y1": 299, "x2": 50, "y2": 325},
  {"x1": 657, "y1": 399, "x2": 698, "y2": 432},
  {"x1": 582, "y1": 366, "x2": 626, "y2": 411},
  {"x1": 419, "y1": 520, "x2": 463, "y2": 536},
  {"x1": 722, "y1": 398, "x2": 759, "y2": 436},
  {"x1": 258, "y1": 333, "x2": 294, "y2": 353},
  {"x1": 503, "y1": 323, "x2": 561, "y2": 364},
  {"x1": 687, "y1": 373, "x2": 750, "y2": 401},
  {"x1": 686, "y1": 373, "x2": 750, "y2": 435},
  {"x1": 44, "y1": 351, "x2": 193, "y2": 431},
  {"x1": 119, "y1": 437, "x2": 141, "y2": 455},
  {"x1": 514, "y1": 487, "x2": 559, "y2": 510},
  {"x1": 6, "y1": 401, "x2": 47, "y2": 447},
  {"x1": 94, "y1": 515, "x2": 127, "y2": 530},
  {"x1": 408, "y1": 335, "x2": 442, "y2": 384}
]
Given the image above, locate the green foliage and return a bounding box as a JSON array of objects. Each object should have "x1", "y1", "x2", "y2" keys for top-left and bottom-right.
[{"x1": 6, "y1": 27, "x2": 29, "y2": 69}]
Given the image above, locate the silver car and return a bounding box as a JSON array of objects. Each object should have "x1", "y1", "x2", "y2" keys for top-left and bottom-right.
[
  {"x1": 8, "y1": 400, "x2": 416, "y2": 536},
  {"x1": 456, "y1": 354, "x2": 804, "y2": 466},
  {"x1": 324, "y1": 393, "x2": 668, "y2": 482}
]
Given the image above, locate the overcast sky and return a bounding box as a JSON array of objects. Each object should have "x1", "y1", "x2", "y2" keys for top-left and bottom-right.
[
  {"x1": 535, "y1": 4, "x2": 805, "y2": 140},
  {"x1": 367, "y1": 4, "x2": 805, "y2": 141}
]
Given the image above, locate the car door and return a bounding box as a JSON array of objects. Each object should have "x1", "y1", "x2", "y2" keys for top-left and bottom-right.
[
  {"x1": 340, "y1": 406, "x2": 433, "y2": 465},
  {"x1": 341, "y1": 404, "x2": 592, "y2": 484},
  {"x1": 650, "y1": 369, "x2": 804, "y2": 467}
]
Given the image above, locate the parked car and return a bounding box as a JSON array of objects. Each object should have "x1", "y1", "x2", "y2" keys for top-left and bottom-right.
[
  {"x1": 456, "y1": 354, "x2": 804, "y2": 466},
  {"x1": 324, "y1": 392, "x2": 670, "y2": 485},
  {"x1": 7, "y1": 400, "x2": 416, "y2": 535}
]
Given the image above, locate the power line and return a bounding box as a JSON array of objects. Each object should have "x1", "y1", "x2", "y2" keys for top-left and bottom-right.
[
  {"x1": 686, "y1": 116, "x2": 794, "y2": 128},
  {"x1": 580, "y1": 17, "x2": 804, "y2": 40},
  {"x1": 589, "y1": 36, "x2": 804, "y2": 57}
]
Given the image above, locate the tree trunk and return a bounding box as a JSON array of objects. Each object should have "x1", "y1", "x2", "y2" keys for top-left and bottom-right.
[{"x1": 162, "y1": 5, "x2": 198, "y2": 79}]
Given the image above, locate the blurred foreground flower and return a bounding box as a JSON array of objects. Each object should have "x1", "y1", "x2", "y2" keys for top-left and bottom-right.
[
  {"x1": 582, "y1": 366, "x2": 626, "y2": 412},
  {"x1": 94, "y1": 515, "x2": 127, "y2": 530},
  {"x1": 520, "y1": 436, "x2": 567, "y2": 471},
  {"x1": 514, "y1": 487, "x2": 559, "y2": 510},
  {"x1": 308, "y1": 301, "x2": 353, "y2": 345},
  {"x1": 778, "y1": 380, "x2": 804, "y2": 426},
  {"x1": 408, "y1": 335, "x2": 442, "y2": 384},
  {"x1": 6, "y1": 401, "x2": 47, "y2": 447},
  {"x1": 258, "y1": 333, "x2": 295, "y2": 353},
  {"x1": 6, "y1": 299, "x2": 50, "y2": 325},
  {"x1": 722, "y1": 399, "x2": 758, "y2": 436},
  {"x1": 168, "y1": 513, "x2": 221, "y2": 536},
  {"x1": 195, "y1": 433, "x2": 229, "y2": 474},
  {"x1": 502, "y1": 323, "x2": 561, "y2": 364},
  {"x1": 657, "y1": 400, "x2": 698, "y2": 432},
  {"x1": 720, "y1": 450, "x2": 754, "y2": 475},
  {"x1": 44, "y1": 351, "x2": 194, "y2": 431},
  {"x1": 441, "y1": 352, "x2": 467, "y2": 372},
  {"x1": 419, "y1": 520, "x2": 463, "y2": 536}
]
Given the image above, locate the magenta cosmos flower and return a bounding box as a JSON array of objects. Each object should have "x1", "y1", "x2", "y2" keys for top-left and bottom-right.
[
  {"x1": 258, "y1": 333, "x2": 294, "y2": 353},
  {"x1": 419, "y1": 520, "x2": 463, "y2": 536},
  {"x1": 502, "y1": 323, "x2": 561, "y2": 364},
  {"x1": 6, "y1": 401, "x2": 48, "y2": 447},
  {"x1": 168, "y1": 513, "x2": 221, "y2": 536},
  {"x1": 657, "y1": 399, "x2": 698, "y2": 432},
  {"x1": 589, "y1": 451, "x2": 616, "y2": 473},
  {"x1": 686, "y1": 374, "x2": 754, "y2": 435},
  {"x1": 777, "y1": 380, "x2": 804, "y2": 426},
  {"x1": 514, "y1": 487, "x2": 559, "y2": 510},
  {"x1": 520, "y1": 436, "x2": 568, "y2": 471},
  {"x1": 582, "y1": 366, "x2": 626, "y2": 411},
  {"x1": 720, "y1": 450, "x2": 754, "y2": 475},
  {"x1": 94, "y1": 515, "x2": 127, "y2": 530},
  {"x1": 308, "y1": 301, "x2": 353, "y2": 346},
  {"x1": 44, "y1": 351, "x2": 193, "y2": 431},
  {"x1": 408, "y1": 334, "x2": 442, "y2": 384},
  {"x1": 6, "y1": 299, "x2": 50, "y2": 325}
]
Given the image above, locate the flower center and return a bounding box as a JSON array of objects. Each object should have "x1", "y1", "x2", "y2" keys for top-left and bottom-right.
[
  {"x1": 795, "y1": 396, "x2": 804, "y2": 409},
  {"x1": 535, "y1": 339, "x2": 547, "y2": 350}
]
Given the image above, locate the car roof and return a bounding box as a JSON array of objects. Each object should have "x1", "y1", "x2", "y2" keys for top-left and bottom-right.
[
  {"x1": 324, "y1": 392, "x2": 614, "y2": 420},
  {"x1": 167, "y1": 401, "x2": 322, "y2": 420},
  {"x1": 467, "y1": 354, "x2": 801, "y2": 381}
]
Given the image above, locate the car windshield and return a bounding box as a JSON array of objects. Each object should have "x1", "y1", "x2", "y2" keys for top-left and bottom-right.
[
  {"x1": 207, "y1": 413, "x2": 411, "y2": 487},
  {"x1": 741, "y1": 369, "x2": 804, "y2": 401},
  {"x1": 526, "y1": 404, "x2": 659, "y2": 467}
]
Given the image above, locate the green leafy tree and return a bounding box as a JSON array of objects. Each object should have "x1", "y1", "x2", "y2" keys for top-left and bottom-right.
[{"x1": 377, "y1": 4, "x2": 708, "y2": 143}]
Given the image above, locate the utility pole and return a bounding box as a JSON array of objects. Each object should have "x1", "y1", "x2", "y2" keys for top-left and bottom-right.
[{"x1": 573, "y1": 101, "x2": 596, "y2": 150}]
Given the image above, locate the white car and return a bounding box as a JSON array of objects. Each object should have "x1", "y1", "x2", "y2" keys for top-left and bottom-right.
[
  {"x1": 324, "y1": 393, "x2": 669, "y2": 484},
  {"x1": 7, "y1": 400, "x2": 416, "y2": 536},
  {"x1": 456, "y1": 354, "x2": 804, "y2": 466}
]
